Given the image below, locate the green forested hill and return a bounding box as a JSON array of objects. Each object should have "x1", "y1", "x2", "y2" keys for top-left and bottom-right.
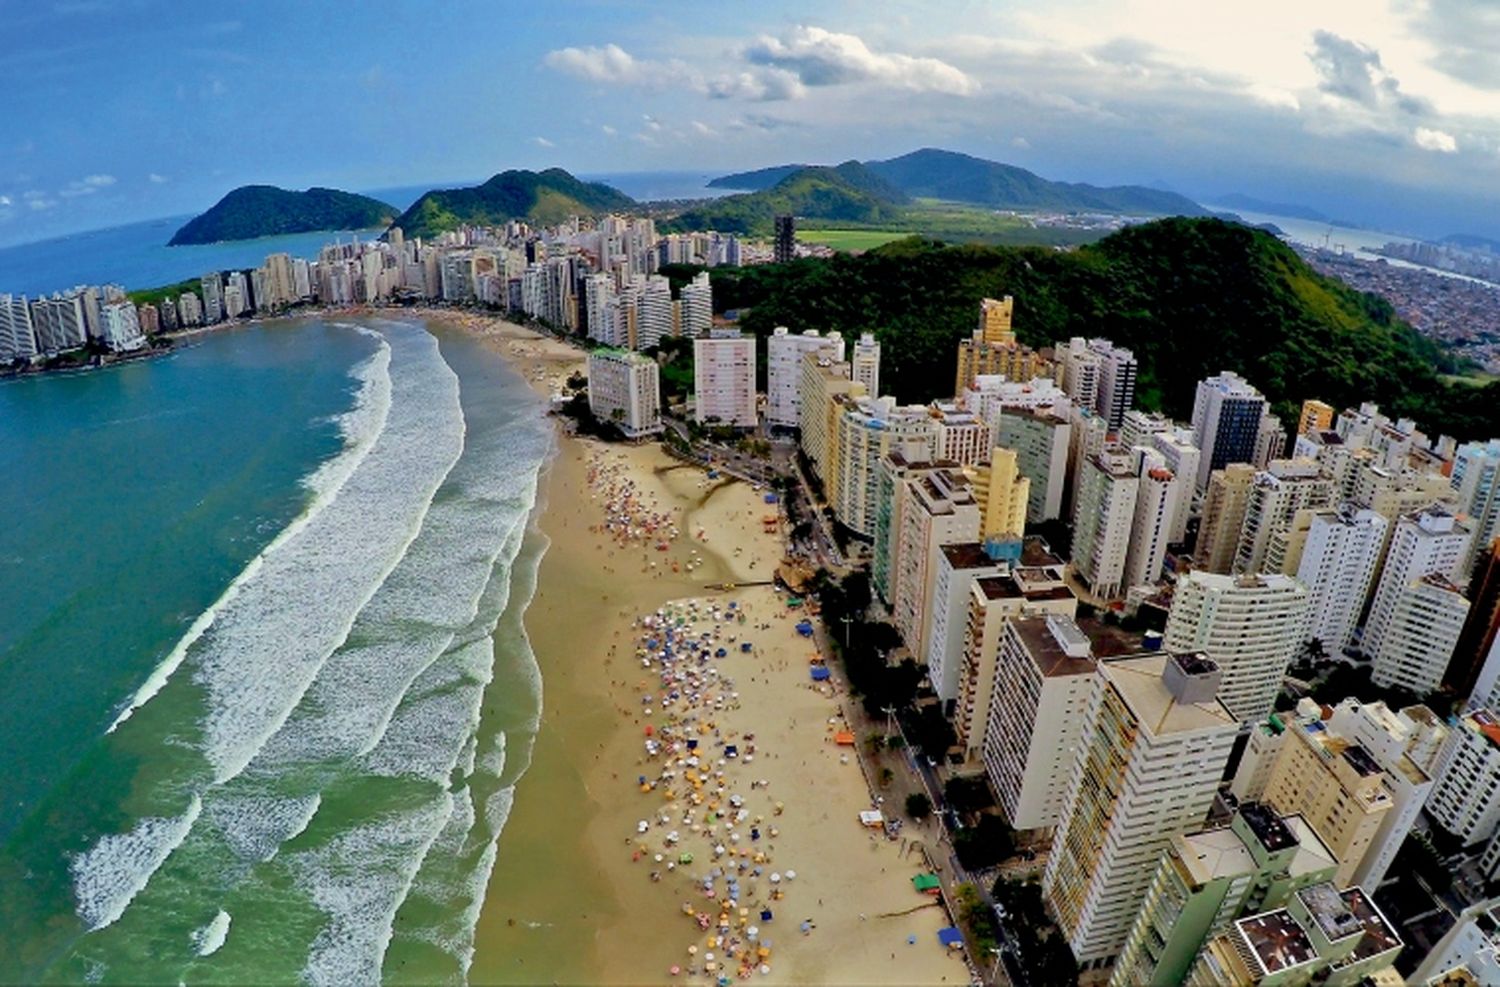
[
  {"x1": 708, "y1": 148, "x2": 1206, "y2": 217},
  {"x1": 668, "y1": 218, "x2": 1492, "y2": 439},
  {"x1": 666, "y1": 164, "x2": 906, "y2": 235},
  {"x1": 169, "y1": 186, "x2": 397, "y2": 245},
  {"x1": 390, "y1": 169, "x2": 636, "y2": 238}
]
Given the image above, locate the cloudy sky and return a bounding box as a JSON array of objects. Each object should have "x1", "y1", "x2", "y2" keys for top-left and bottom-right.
[{"x1": 3, "y1": 0, "x2": 1499, "y2": 246}]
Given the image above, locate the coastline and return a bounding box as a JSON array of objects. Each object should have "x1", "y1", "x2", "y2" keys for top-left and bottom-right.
[{"x1": 434, "y1": 309, "x2": 961, "y2": 985}]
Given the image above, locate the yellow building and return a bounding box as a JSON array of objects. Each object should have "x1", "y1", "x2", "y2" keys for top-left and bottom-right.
[
  {"x1": 954, "y1": 296, "x2": 1053, "y2": 393},
  {"x1": 1261, "y1": 719, "x2": 1394, "y2": 888},
  {"x1": 979, "y1": 295, "x2": 1016, "y2": 344},
  {"x1": 1299, "y1": 399, "x2": 1336, "y2": 436},
  {"x1": 797, "y1": 351, "x2": 866, "y2": 490},
  {"x1": 1197, "y1": 463, "x2": 1257, "y2": 573},
  {"x1": 967, "y1": 447, "x2": 1031, "y2": 541}
]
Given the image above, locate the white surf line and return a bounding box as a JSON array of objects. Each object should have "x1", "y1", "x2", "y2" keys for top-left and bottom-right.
[
  {"x1": 197, "y1": 324, "x2": 465, "y2": 786},
  {"x1": 106, "y1": 333, "x2": 392, "y2": 735},
  {"x1": 71, "y1": 795, "x2": 204, "y2": 931},
  {"x1": 191, "y1": 910, "x2": 231, "y2": 957}
]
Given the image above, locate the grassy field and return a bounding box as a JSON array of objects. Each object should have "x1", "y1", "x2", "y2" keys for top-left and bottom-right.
[
  {"x1": 798, "y1": 203, "x2": 1107, "y2": 251},
  {"x1": 797, "y1": 229, "x2": 912, "y2": 251}
]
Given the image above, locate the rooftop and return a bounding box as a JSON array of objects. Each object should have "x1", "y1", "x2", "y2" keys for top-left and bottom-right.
[
  {"x1": 1298, "y1": 882, "x2": 1364, "y2": 943},
  {"x1": 1239, "y1": 910, "x2": 1317, "y2": 974},
  {"x1": 941, "y1": 542, "x2": 1003, "y2": 571},
  {"x1": 1008, "y1": 616, "x2": 1095, "y2": 678},
  {"x1": 1179, "y1": 826, "x2": 1257, "y2": 883},
  {"x1": 1240, "y1": 801, "x2": 1297, "y2": 854},
  {"x1": 1339, "y1": 887, "x2": 1402, "y2": 962},
  {"x1": 1342, "y1": 745, "x2": 1383, "y2": 778},
  {"x1": 1100, "y1": 654, "x2": 1239, "y2": 738}
]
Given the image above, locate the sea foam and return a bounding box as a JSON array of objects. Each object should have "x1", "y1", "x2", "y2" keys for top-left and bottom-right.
[
  {"x1": 72, "y1": 795, "x2": 203, "y2": 931},
  {"x1": 106, "y1": 334, "x2": 393, "y2": 735}
]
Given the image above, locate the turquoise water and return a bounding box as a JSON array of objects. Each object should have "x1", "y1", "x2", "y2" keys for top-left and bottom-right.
[{"x1": 0, "y1": 316, "x2": 553, "y2": 984}]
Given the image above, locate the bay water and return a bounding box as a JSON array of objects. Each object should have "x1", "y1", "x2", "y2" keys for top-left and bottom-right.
[{"x1": 0, "y1": 315, "x2": 553, "y2": 984}]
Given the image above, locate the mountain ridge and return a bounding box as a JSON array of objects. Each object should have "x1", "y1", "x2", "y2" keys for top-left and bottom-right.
[
  {"x1": 388, "y1": 168, "x2": 637, "y2": 239},
  {"x1": 169, "y1": 186, "x2": 397, "y2": 245},
  {"x1": 707, "y1": 148, "x2": 1206, "y2": 217}
]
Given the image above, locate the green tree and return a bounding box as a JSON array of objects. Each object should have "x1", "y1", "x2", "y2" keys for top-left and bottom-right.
[{"x1": 905, "y1": 792, "x2": 932, "y2": 820}]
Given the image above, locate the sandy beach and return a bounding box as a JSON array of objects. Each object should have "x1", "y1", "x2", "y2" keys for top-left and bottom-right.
[{"x1": 427, "y1": 310, "x2": 960, "y2": 985}]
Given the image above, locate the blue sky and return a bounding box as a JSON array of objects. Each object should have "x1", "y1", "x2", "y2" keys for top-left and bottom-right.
[{"x1": 3, "y1": 0, "x2": 1499, "y2": 247}]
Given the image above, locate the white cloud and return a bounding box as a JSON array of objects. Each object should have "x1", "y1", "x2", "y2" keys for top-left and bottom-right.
[
  {"x1": 706, "y1": 68, "x2": 805, "y2": 101},
  {"x1": 1413, "y1": 126, "x2": 1458, "y2": 152},
  {"x1": 58, "y1": 173, "x2": 116, "y2": 198},
  {"x1": 690, "y1": 120, "x2": 716, "y2": 136},
  {"x1": 544, "y1": 42, "x2": 804, "y2": 101},
  {"x1": 744, "y1": 25, "x2": 978, "y2": 95},
  {"x1": 601, "y1": 124, "x2": 618, "y2": 136},
  {"x1": 1011, "y1": 136, "x2": 1031, "y2": 149},
  {"x1": 544, "y1": 43, "x2": 645, "y2": 83},
  {"x1": 148, "y1": 172, "x2": 168, "y2": 184},
  {"x1": 531, "y1": 136, "x2": 555, "y2": 148},
  {"x1": 0, "y1": 195, "x2": 10, "y2": 207}
]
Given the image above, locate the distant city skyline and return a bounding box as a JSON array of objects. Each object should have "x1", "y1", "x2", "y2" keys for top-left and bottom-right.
[{"x1": 3, "y1": 0, "x2": 1499, "y2": 247}]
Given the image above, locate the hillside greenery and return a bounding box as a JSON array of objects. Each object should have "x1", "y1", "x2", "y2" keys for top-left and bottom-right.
[
  {"x1": 127, "y1": 279, "x2": 200, "y2": 309},
  {"x1": 390, "y1": 168, "x2": 635, "y2": 238},
  {"x1": 169, "y1": 186, "x2": 396, "y2": 245},
  {"x1": 707, "y1": 147, "x2": 1206, "y2": 217},
  {"x1": 665, "y1": 163, "x2": 906, "y2": 236},
  {"x1": 665, "y1": 217, "x2": 1497, "y2": 440}
]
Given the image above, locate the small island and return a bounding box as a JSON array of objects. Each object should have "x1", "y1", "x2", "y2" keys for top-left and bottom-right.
[{"x1": 168, "y1": 185, "x2": 397, "y2": 245}]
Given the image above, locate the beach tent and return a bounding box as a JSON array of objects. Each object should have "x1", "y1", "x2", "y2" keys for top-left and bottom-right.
[
  {"x1": 809, "y1": 666, "x2": 831, "y2": 682},
  {"x1": 858, "y1": 810, "x2": 884, "y2": 828},
  {"x1": 764, "y1": 493, "x2": 779, "y2": 503},
  {"x1": 912, "y1": 874, "x2": 941, "y2": 894},
  {"x1": 937, "y1": 927, "x2": 964, "y2": 949},
  {"x1": 833, "y1": 731, "x2": 855, "y2": 745},
  {"x1": 795, "y1": 621, "x2": 814, "y2": 637}
]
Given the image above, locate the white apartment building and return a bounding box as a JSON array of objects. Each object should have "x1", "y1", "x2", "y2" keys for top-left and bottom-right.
[
  {"x1": 766, "y1": 327, "x2": 844, "y2": 428},
  {"x1": 1124, "y1": 448, "x2": 1180, "y2": 590},
  {"x1": 635, "y1": 274, "x2": 674, "y2": 350},
  {"x1": 1453, "y1": 438, "x2": 1500, "y2": 577},
  {"x1": 1327, "y1": 699, "x2": 1439, "y2": 891},
  {"x1": 1150, "y1": 429, "x2": 1201, "y2": 544},
  {"x1": 1071, "y1": 446, "x2": 1140, "y2": 601},
  {"x1": 679, "y1": 271, "x2": 711, "y2": 338},
  {"x1": 850, "y1": 331, "x2": 881, "y2": 398},
  {"x1": 983, "y1": 615, "x2": 1096, "y2": 831},
  {"x1": 923, "y1": 542, "x2": 1005, "y2": 704},
  {"x1": 1164, "y1": 571, "x2": 1310, "y2": 722},
  {"x1": 692, "y1": 332, "x2": 756, "y2": 427},
  {"x1": 890, "y1": 470, "x2": 981, "y2": 664},
  {"x1": 1119, "y1": 410, "x2": 1172, "y2": 450},
  {"x1": 587, "y1": 349, "x2": 663, "y2": 438},
  {"x1": 930, "y1": 402, "x2": 990, "y2": 467},
  {"x1": 955, "y1": 562, "x2": 1077, "y2": 761},
  {"x1": 1362, "y1": 506, "x2": 1472, "y2": 659},
  {"x1": 1428, "y1": 709, "x2": 1500, "y2": 847},
  {"x1": 1044, "y1": 653, "x2": 1239, "y2": 968},
  {"x1": 833, "y1": 397, "x2": 934, "y2": 538},
  {"x1": 1233, "y1": 459, "x2": 1335, "y2": 575},
  {"x1": 99, "y1": 301, "x2": 146, "y2": 352},
  {"x1": 0, "y1": 293, "x2": 37, "y2": 363},
  {"x1": 1057, "y1": 337, "x2": 1102, "y2": 412},
  {"x1": 1372, "y1": 574, "x2": 1468, "y2": 695},
  {"x1": 1296, "y1": 506, "x2": 1387, "y2": 654}
]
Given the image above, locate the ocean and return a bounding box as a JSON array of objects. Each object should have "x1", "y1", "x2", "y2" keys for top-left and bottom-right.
[{"x1": 0, "y1": 315, "x2": 554, "y2": 983}]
